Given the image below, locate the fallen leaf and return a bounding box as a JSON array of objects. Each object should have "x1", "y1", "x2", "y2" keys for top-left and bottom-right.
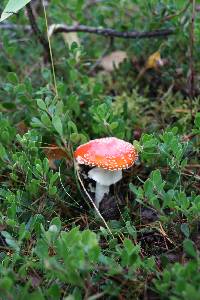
[
  {"x1": 43, "y1": 144, "x2": 70, "y2": 169},
  {"x1": 100, "y1": 51, "x2": 127, "y2": 72},
  {"x1": 62, "y1": 31, "x2": 81, "y2": 62},
  {"x1": 135, "y1": 50, "x2": 164, "y2": 82},
  {"x1": 62, "y1": 32, "x2": 80, "y2": 48},
  {"x1": 48, "y1": 23, "x2": 81, "y2": 62},
  {"x1": 16, "y1": 121, "x2": 28, "y2": 135},
  {"x1": 146, "y1": 51, "x2": 164, "y2": 69}
]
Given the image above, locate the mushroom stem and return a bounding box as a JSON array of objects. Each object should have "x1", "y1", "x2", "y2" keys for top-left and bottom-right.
[
  {"x1": 95, "y1": 183, "x2": 109, "y2": 208},
  {"x1": 88, "y1": 167, "x2": 122, "y2": 209}
]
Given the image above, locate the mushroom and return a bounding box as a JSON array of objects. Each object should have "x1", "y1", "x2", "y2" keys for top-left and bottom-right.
[{"x1": 74, "y1": 137, "x2": 138, "y2": 208}]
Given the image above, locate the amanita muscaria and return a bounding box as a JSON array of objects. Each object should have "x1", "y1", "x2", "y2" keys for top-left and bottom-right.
[{"x1": 74, "y1": 137, "x2": 138, "y2": 208}]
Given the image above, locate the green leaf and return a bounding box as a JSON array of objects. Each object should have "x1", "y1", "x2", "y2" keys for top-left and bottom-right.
[
  {"x1": 29, "y1": 291, "x2": 45, "y2": 300},
  {"x1": 52, "y1": 115, "x2": 63, "y2": 137},
  {"x1": 180, "y1": 223, "x2": 190, "y2": 238},
  {"x1": 36, "y1": 163, "x2": 43, "y2": 174},
  {"x1": 1, "y1": 231, "x2": 19, "y2": 251},
  {"x1": 144, "y1": 179, "x2": 153, "y2": 198},
  {"x1": 67, "y1": 94, "x2": 80, "y2": 116},
  {"x1": 31, "y1": 117, "x2": 44, "y2": 128},
  {"x1": 70, "y1": 133, "x2": 87, "y2": 144},
  {"x1": 133, "y1": 140, "x2": 143, "y2": 153},
  {"x1": 194, "y1": 112, "x2": 200, "y2": 129},
  {"x1": 50, "y1": 217, "x2": 61, "y2": 232},
  {"x1": 37, "y1": 99, "x2": 47, "y2": 111},
  {"x1": 0, "y1": 0, "x2": 31, "y2": 22},
  {"x1": 183, "y1": 239, "x2": 196, "y2": 258},
  {"x1": 110, "y1": 121, "x2": 119, "y2": 130},
  {"x1": 41, "y1": 113, "x2": 52, "y2": 127},
  {"x1": 129, "y1": 183, "x2": 143, "y2": 199},
  {"x1": 7, "y1": 202, "x2": 16, "y2": 219},
  {"x1": 7, "y1": 72, "x2": 18, "y2": 84},
  {"x1": 125, "y1": 221, "x2": 137, "y2": 240},
  {"x1": 47, "y1": 284, "x2": 61, "y2": 299},
  {"x1": 0, "y1": 277, "x2": 13, "y2": 290},
  {"x1": 0, "y1": 144, "x2": 8, "y2": 161},
  {"x1": 48, "y1": 185, "x2": 57, "y2": 196},
  {"x1": 50, "y1": 173, "x2": 59, "y2": 185},
  {"x1": 68, "y1": 120, "x2": 78, "y2": 133},
  {"x1": 152, "y1": 169, "x2": 163, "y2": 188},
  {"x1": 123, "y1": 239, "x2": 135, "y2": 255}
]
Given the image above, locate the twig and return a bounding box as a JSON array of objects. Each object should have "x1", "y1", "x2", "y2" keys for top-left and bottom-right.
[
  {"x1": 50, "y1": 24, "x2": 174, "y2": 39},
  {"x1": 0, "y1": 23, "x2": 31, "y2": 31},
  {"x1": 26, "y1": 3, "x2": 51, "y2": 63}
]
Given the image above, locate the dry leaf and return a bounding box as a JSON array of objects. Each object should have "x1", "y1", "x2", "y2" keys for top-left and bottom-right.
[
  {"x1": 62, "y1": 32, "x2": 81, "y2": 62},
  {"x1": 48, "y1": 24, "x2": 81, "y2": 62},
  {"x1": 146, "y1": 51, "x2": 164, "y2": 70},
  {"x1": 16, "y1": 121, "x2": 28, "y2": 135},
  {"x1": 43, "y1": 144, "x2": 70, "y2": 170},
  {"x1": 100, "y1": 51, "x2": 127, "y2": 72},
  {"x1": 62, "y1": 32, "x2": 80, "y2": 48}
]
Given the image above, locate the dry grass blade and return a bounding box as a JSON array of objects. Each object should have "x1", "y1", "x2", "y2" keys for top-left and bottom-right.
[{"x1": 75, "y1": 163, "x2": 114, "y2": 238}]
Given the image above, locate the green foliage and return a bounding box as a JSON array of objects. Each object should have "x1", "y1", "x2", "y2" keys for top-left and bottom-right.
[
  {"x1": 154, "y1": 259, "x2": 200, "y2": 300},
  {"x1": 0, "y1": 0, "x2": 200, "y2": 299}
]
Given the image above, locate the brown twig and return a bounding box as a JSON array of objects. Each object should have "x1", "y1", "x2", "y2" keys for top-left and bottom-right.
[
  {"x1": 26, "y1": 2, "x2": 51, "y2": 62},
  {"x1": 50, "y1": 24, "x2": 174, "y2": 39}
]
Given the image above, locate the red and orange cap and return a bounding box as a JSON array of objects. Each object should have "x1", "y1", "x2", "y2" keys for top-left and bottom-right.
[{"x1": 74, "y1": 137, "x2": 138, "y2": 171}]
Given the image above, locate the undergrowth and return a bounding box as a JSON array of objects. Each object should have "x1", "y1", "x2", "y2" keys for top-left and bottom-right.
[{"x1": 0, "y1": 0, "x2": 200, "y2": 299}]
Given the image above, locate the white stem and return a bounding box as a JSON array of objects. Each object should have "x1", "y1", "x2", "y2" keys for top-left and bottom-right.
[
  {"x1": 88, "y1": 167, "x2": 122, "y2": 209},
  {"x1": 95, "y1": 183, "x2": 109, "y2": 208}
]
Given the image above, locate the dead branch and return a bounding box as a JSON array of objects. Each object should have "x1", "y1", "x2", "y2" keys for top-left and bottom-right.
[{"x1": 49, "y1": 24, "x2": 174, "y2": 39}]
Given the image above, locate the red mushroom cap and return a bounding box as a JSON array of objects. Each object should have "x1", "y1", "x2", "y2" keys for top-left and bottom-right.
[{"x1": 74, "y1": 137, "x2": 138, "y2": 171}]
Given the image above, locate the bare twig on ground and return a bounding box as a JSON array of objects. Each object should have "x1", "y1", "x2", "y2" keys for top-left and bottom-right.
[
  {"x1": 49, "y1": 24, "x2": 174, "y2": 39},
  {"x1": 0, "y1": 23, "x2": 174, "y2": 40}
]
